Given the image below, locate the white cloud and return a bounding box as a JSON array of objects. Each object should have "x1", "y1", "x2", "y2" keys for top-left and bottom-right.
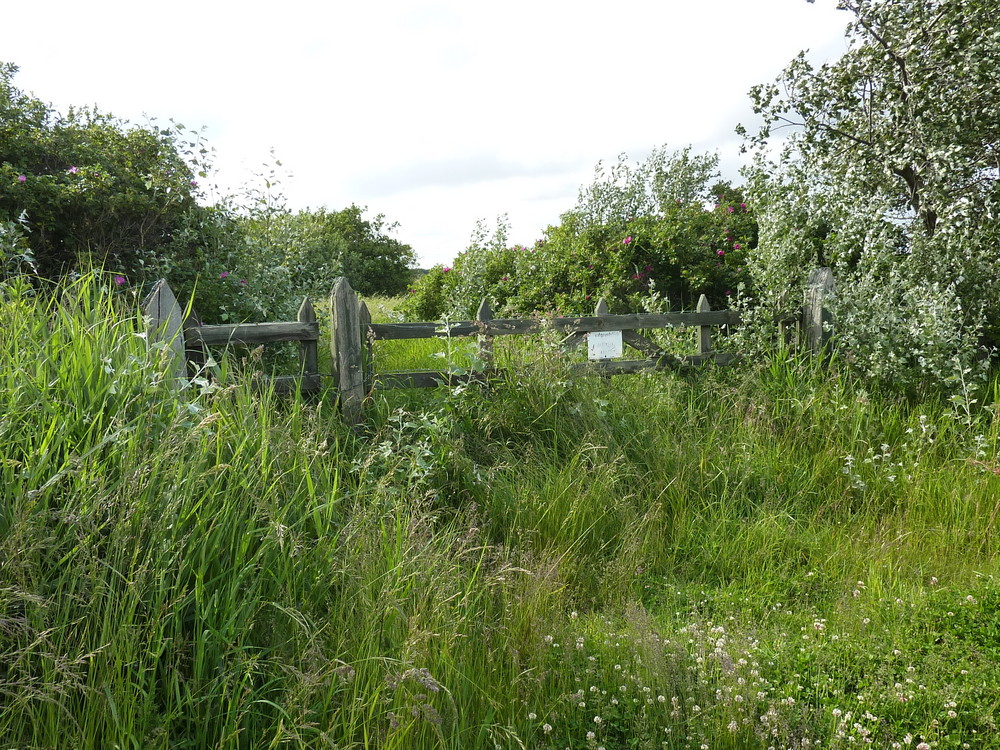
[{"x1": 3, "y1": 0, "x2": 849, "y2": 266}]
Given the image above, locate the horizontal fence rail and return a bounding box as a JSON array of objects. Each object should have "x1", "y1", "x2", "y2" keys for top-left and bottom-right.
[
  {"x1": 188, "y1": 321, "x2": 319, "y2": 346},
  {"x1": 368, "y1": 310, "x2": 741, "y2": 341}
]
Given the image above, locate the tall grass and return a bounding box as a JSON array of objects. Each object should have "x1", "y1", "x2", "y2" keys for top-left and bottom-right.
[{"x1": 2, "y1": 275, "x2": 999, "y2": 748}]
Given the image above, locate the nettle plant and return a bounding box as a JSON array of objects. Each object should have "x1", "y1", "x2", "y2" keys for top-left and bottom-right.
[
  {"x1": 405, "y1": 147, "x2": 757, "y2": 321},
  {"x1": 741, "y1": 0, "x2": 1000, "y2": 391}
]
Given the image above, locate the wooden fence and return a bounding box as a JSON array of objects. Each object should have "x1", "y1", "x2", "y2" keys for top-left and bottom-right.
[
  {"x1": 142, "y1": 268, "x2": 835, "y2": 423},
  {"x1": 142, "y1": 280, "x2": 322, "y2": 395}
]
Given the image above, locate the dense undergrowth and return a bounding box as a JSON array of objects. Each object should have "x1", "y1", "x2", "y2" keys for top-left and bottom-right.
[{"x1": 2, "y1": 275, "x2": 999, "y2": 749}]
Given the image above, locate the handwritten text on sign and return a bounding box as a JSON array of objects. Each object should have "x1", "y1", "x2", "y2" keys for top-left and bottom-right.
[{"x1": 588, "y1": 330, "x2": 623, "y2": 360}]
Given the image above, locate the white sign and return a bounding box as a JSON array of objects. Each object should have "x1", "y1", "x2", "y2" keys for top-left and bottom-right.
[{"x1": 588, "y1": 330, "x2": 623, "y2": 360}]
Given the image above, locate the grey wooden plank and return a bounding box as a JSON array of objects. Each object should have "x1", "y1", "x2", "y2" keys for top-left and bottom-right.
[
  {"x1": 369, "y1": 309, "x2": 742, "y2": 340},
  {"x1": 141, "y1": 279, "x2": 186, "y2": 380},
  {"x1": 189, "y1": 321, "x2": 319, "y2": 346}
]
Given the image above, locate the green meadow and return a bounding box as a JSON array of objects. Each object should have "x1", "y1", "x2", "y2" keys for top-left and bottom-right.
[{"x1": 2, "y1": 274, "x2": 998, "y2": 749}]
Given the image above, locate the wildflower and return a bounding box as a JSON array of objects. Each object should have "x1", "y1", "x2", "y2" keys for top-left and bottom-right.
[
  {"x1": 240, "y1": 278, "x2": 247, "y2": 285},
  {"x1": 542, "y1": 723, "x2": 552, "y2": 734},
  {"x1": 930, "y1": 577, "x2": 938, "y2": 586},
  {"x1": 587, "y1": 731, "x2": 596, "y2": 741},
  {"x1": 114, "y1": 275, "x2": 126, "y2": 287},
  {"x1": 190, "y1": 179, "x2": 199, "y2": 188},
  {"x1": 68, "y1": 166, "x2": 79, "y2": 174},
  {"x1": 916, "y1": 744, "x2": 930, "y2": 750},
  {"x1": 733, "y1": 243, "x2": 742, "y2": 250},
  {"x1": 593, "y1": 716, "x2": 603, "y2": 725},
  {"x1": 717, "y1": 250, "x2": 725, "y2": 257},
  {"x1": 528, "y1": 712, "x2": 537, "y2": 720},
  {"x1": 501, "y1": 275, "x2": 508, "y2": 281},
  {"x1": 740, "y1": 202, "x2": 746, "y2": 210},
  {"x1": 443, "y1": 267, "x2": 451, "y2": 273},
  {"x1": 623, "y1": 236, "x2": 632, "y2": 245},
  {"x1": 727, "y1": 206, "x2": 734, "y2": 213},
  {"x1": 17, "y1": 174, "x2": 26, "y2": 183}
]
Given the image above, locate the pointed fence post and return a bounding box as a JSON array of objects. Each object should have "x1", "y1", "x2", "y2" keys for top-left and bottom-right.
[
  {"x1": 696, "y1": 294, "x2": 713, "y2": 357},
  {"x1": 182, "y1": 307, "x2": 207, "y2": 377},
  {"x1": 297, "y1": 297, "x2": 319, "y2": 391},
  {"x1": 804, "y1": 268, "x2": 836, "y2": 354},
  {"x1": 330, "y1": 278, "x2": 365, "y2": 423},
  {"x1": 141, "y1": 279, "x2": 187, "y2": 382},
  {"x1": 476, "y1": 298, "x2": 494, "y2": 369}
]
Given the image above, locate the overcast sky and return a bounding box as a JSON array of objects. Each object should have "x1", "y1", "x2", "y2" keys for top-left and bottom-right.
[{"x1": 4, "y1": 0, "x2": 849, "y2": 267}]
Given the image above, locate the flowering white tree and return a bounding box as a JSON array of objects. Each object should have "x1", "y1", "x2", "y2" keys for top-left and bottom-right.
[{"x1": 741, "y1": 0, "x2": 1000, "y2": 388}]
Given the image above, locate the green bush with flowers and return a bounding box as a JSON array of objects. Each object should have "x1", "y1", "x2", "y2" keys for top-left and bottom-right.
[
  {"x1": 0, "y1": 62, "x2": 206, "y2": 279},
  {"x1": 404, "y1": 147, "x2": 756, "y2": 321}
]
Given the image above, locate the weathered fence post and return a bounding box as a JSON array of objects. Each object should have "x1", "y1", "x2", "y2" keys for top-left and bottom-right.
[
  {"x1": 182, "y1": 307, "x2": 208, "y2": 376},
  {"x1": 141, "y1": 279, "x2": 187, "y2": 382},
  {"x1": 297, "y1": 297, "x2": 319, "y2": 389},
  {"x1": 695, "y1": 294, "x2": 712, "y2": 356},
  {"x1": 803, "y1": 268, "x2": 835, "y2": 353},
  {"x1": 330, "y1": 277, "x2": 365, "y2": 423},
  {"x1": 476, "y1": 298, "x2": 494, "y2": 369}
]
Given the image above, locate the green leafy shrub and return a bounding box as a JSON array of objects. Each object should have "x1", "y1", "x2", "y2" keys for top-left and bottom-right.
[
  {"x1": 742, "y1": 0, "x2": 1000, "y2": 390},
  {"x1": 0, "y1": 62, "x2": 205, "y2": 278},
  {"x1": 403, "y1": 148, "x2": 756, "y2": 321}
]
